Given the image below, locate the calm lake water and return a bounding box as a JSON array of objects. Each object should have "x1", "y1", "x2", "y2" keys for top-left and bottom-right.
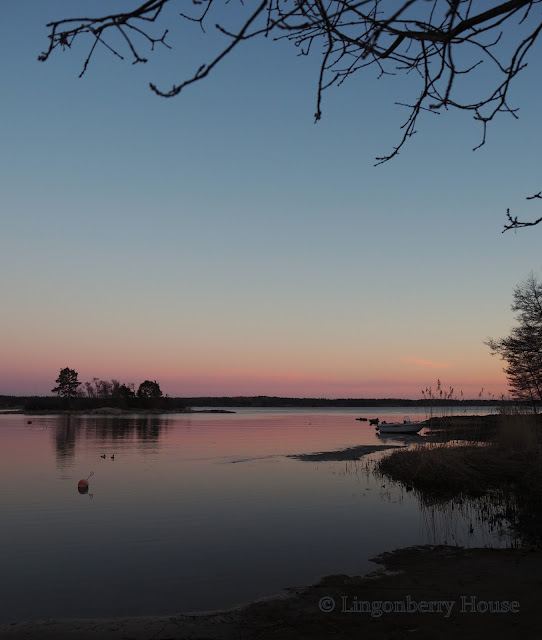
[{"x1": 0, "y1": 407, "x2": 508, "y2": 624}]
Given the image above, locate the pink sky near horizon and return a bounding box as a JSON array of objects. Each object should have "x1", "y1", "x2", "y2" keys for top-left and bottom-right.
[
  {"x1": 1, "y1": 306, "x2": 511, "y2": 400},
  {"x1": 0, "y1": 356, "x2": 509, "y2": 400},
  {"x1": 0, "y1": 282, "x2": 512, "y2": 400}
]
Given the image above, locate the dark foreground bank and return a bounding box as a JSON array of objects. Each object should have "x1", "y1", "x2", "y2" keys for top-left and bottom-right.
[{"x1": 1, "y1": 545, "x2": 541, "y2": 640}]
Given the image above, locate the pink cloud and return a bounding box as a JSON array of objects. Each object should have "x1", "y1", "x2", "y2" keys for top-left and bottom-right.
[{"x1": 401, "y1": 357, "x2": 451, "y2": 369}]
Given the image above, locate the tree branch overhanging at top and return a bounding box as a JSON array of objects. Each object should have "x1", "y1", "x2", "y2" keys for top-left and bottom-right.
[
  {"x1": 38, "y1": 0, "x2": 542, "y2": 231},
  {"x1": 504, "y1": 193, "x2": 542, "y2": 232}
]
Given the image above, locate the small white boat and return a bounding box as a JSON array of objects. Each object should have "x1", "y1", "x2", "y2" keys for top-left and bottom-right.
[{"x1": 376, "y1": 416, "x2": 426, "y2": 434}]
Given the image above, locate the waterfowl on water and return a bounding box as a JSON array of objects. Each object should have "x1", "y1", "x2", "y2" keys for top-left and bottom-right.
[
  {"x1": 100, "y1": 454, "x2": 106, "y2": 459},
  {"x1": 111, "y1": 455, "x2": 115, "y2": 460}
]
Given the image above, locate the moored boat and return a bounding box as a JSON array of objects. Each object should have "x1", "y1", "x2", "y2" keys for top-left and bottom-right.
[{"x1": 376, "y1": 416, "x2": 426, "y2": 434}]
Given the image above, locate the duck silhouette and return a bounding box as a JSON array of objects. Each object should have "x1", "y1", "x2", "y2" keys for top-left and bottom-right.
[
  {"x1": 100, "y1": 454, "x2": 106, "y2": 459},
  {"x1": 111, "y1": 455, "x2": 115, "y2": 460}
]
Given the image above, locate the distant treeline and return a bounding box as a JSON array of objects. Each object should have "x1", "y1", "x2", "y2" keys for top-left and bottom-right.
[
  {"x1": 182, "y1": 396, "x2": 499, "y2": 407},
  {"x1": 0, "y1": 394, "x2": 501, "y2": 412}
]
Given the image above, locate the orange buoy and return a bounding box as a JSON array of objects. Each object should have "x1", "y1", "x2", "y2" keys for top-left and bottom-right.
[
  {"x1": 77, "y1": 472, "x2": 93, "y2": 494},
  {"x1": 78, "y1": 479, "x2": 89, "y2": 494}
]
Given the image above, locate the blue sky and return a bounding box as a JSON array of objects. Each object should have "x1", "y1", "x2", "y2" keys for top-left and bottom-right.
[{"x1": 1, "y1": 2, "x2": 541, "y2": 398}]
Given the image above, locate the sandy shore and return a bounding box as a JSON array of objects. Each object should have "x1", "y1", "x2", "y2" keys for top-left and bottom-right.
[{"x1": 2, "y1": 545, "x2": 541, "y2": 639}]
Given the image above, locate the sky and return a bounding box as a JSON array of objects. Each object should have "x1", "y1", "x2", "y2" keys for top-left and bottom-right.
[{"x1": 1, "y1": 2, "x2": 542, "y2": 400}]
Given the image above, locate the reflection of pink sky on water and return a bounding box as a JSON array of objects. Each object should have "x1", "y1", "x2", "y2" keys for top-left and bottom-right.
[
  {"x1": 150, "y1": 412, "x2": 387, "y2": 459},
  {"x1": 0, "y1": 409, "x2": 508, "y2": 624},
  {"x1": 0, "y1": 407, "x2": 490, "y2": 473}
]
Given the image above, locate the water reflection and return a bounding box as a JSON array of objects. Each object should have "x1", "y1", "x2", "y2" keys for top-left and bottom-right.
[
  {"x1": 53, "y1": 415, "x2": 76, "y2": 465},
  {"x1": 333, "y1": 454, "x2": 523, "y2": 550},
  {"x1": 375, "y1": 432, "x2": 426, "y2": 445},
  {"x1": 51, "y1": 416, "x2": 171, "y2": 467},
  {"x1": 423, "y1": 494, "x2": 512, "y2": 547}
]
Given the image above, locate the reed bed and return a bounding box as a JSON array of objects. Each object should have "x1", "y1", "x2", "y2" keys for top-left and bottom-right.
[
  {"x1": 377, "y1": 414, "x2": 542, "y2": 543},
  {"x1": 378, "y1": 442, "x2": 540, "y2": 496}
]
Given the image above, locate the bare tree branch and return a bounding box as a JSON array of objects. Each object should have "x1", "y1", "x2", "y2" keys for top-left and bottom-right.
[
  {"x1": 504, "y1": 203, "x2": 542, "y2": 232},
  {"x1": 38, "y1": 1, "x2": 542, "y2": 230}
]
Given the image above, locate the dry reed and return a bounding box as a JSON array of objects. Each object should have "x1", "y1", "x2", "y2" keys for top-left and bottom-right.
[{"x1": 377, "y1": 414, "x2": 542, "y2": 542}]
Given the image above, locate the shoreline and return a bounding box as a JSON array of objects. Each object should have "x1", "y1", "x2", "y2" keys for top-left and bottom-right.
[{"x1": 1, "y1": 545, "x2": 540, "y2": 639}]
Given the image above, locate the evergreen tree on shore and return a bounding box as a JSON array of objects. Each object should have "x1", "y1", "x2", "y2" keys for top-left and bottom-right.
[{"x1": 52, "y1": 368, "x2": 81, "y2": 398}]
